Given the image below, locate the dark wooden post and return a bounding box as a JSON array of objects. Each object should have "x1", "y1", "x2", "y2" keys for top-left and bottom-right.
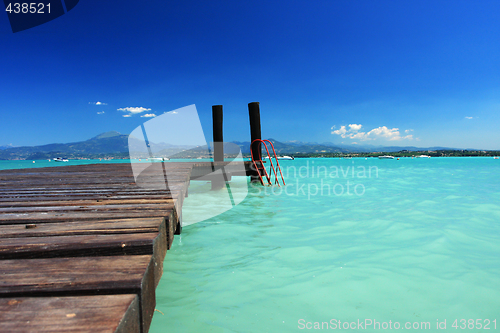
[
  {"x1": 212, "y1": 105, "x2": 225, "y2": 190},
  {"x1": 248, "y1": 102, "x2": 262, "y2": 183},
  {"x1": 212, "y1": 105, "x2": 224, "y2": 162}
]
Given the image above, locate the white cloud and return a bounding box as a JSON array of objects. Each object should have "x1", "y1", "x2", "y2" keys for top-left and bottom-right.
[
  {"x1": 123, "y1": 114, "x2": 132, "y2": 118},
  {"x1": 97, "y1": 111, "x2": 105, "y2": 115},
  {"x1": 163, "y1": 111, "x2": 178, "y2": 114},
  {"x1": 348, "y1": 124, "x2": 362, "y2": 131},
  {"x1": 332, "y1": 124, "x2": 413, "y2": 141},
  {"x1": 350, "y1": 131, "x2": 367, "y2": 139},
  {"x1": 366, "y1": 126, "x2": 399, "y2": 140},
  {"x1": 405, "y1": 129, "x2": 414, "y2": 133},
  {"x1": 331, "y1": 125, "x2": 347, "y2": 136},
  {"x1": 465, "y1": 116, "x2": 473, "y2": 119},
  {"x1": 89, "y1": 101, "x2": 108, "y2": 105},
  {"x1": 117, "y1": 107, "x2": 152, "y2": 115},
  {"x1": 141, "y1": 113, "x2": 156, "y2": 118}
]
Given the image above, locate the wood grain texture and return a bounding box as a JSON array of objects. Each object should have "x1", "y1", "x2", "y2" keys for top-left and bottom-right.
[
  {"x1": 0, "y1": 218, "x2": 163, "y2": 239},
  {"x1": 0, "y1": 163, "x2": 190, "y2": 230},
  {"x1": 0, "y1": 295, "x2": 140, "y2": 333},
  {"x1": 0, "y1": 255, "x2": 152, "y2": 296},
  {"x1": 0, "y1": 255, "x2": 155, "y2": 332},
  {"x1": 0, "y1": 162, "x2": 207, "y2": 332},
  {"x1": 0, "y1": 233, "x2": 158, "y2": 259}
]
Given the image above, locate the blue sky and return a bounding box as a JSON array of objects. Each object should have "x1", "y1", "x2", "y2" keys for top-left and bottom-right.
[{"x1": 1, "y1": 0, "x2": 499, "y2": 149}]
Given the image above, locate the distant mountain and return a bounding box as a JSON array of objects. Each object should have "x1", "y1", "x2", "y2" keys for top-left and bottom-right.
[
  {"x1": 1, "y1": 131, "x2": 240, "y2": 160},
  {"x1": 372, "y1": 145, "x2": 456, "y2": 152},
  {"x1": 283, "y1": 140, "x2": 321, "y2": 146},
  {"x1": 233, "y1": 139, "x2": 348, "y2": 155},
  {"x1": 0, "y1": 132, "x2": 490, "y2": 161},
  {"x1": 0, "y1": 131, "x2": 130, "y2": 160},
  {"x1": 90, "y1": 131, "x2": 123, "y2": 140},
  {"x1": 0, "y1": 144, "x2": 16, "y2": 150},
  {"x1": 328, "y1": 143, "x2": 458, "y2": 153}
]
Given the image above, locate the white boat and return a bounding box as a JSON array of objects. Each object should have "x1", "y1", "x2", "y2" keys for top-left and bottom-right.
[
  {"x1": 494, "y1": 157, "x2": 499, "y2": 159},
  {"x1": 148, "y1": 157, "x2": 169, "y2": 162},
  {"x1": 263, "y1": 155, "x2": 294, "y2": 160},
  {"x1": 415, "y1": 155, "x2": 431, "y2": 158},
  {"x1": 53, "y1": 157, "x2": 69, "y2": 162},
  {"x1": 378, "y1": 155, "x2": 394, "y2": 159}
]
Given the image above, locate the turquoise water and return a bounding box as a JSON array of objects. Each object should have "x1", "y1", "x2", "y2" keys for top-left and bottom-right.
[
  {"x1": 2, "y1": 158, "x2": 499, "y2": 332},
  {"x1": 0, "y1": 158, "x2": 219, "y2": 171},
  {"x1": 150, "y1": 157, "x2": 500, "y2": 332},
  {"x1": 0, "y1": 159, "x2": 132, "y2": 170}
]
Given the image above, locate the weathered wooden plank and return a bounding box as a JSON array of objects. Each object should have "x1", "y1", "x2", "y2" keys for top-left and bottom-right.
[
  {"x1": 0, "y1": 172, "x2": 190, "y2": 180},
  {"x1": 0, "y1": 171, "x2": 191, "y2": 180},
  {"x1": 0, "y1": 168, "x2": 190, "y2": 176},
  {"x1": 0, "y1": 220, "x2": 168, "y2": 289},
  {"x1": 0, "y1": 203, "x2": 175, "y2": 213},
  {"x1": 0, "y1": 172, "x2": 190, "y2": 179},
  {"x1": 166, "y1": 209, "x2": 175, "y2": 250},
  {"x1": 2, "y1": 295, "x2": 140, "y2": 333},
  {"x1": 0, "y1": 256, "x2": 151, "y2": 295},
  {"x1": 0, "y1": 210, "x2": 175, "y2": 224},
  {"x1": 0, "y1": 193, "x2": 178, "y2": 202},
  {"x1": 151, "y1": 214, "x2": 168, "y2": 287},
  {"x1": 0, "y1": 295, "x2": 140, "y2": 333},
  {"x1": 0, "y1": 174, "x2": 189, "y2": 185},
  {"x1": 0, "y1": 179, "x2": 188, "y2": 187},
  {"x1": 0, "y1": 165, "x2": 192, "y2": 176},
  {"x1": 0, "y1": 198, "x2": 177, "y2": 207},
  {"x1": 0, "y1": 179, "x2": 189, "y2": 188},
  {"x1": 0, "y1": 218, "x2": 163, "y2": 239},
  {"x1": 0, "y1": 162, "x2": 196, "y2": 332},
  {"x1": 0, "y1": 195, "x2": 179, "y2": 204},
  {"x1": 0, "y1": 162, "x2": 192, "y2": 169},
  {"x1": 0, "y1": 170, "x2": 191, "y2": 177},
  {"x1": 0, "y1": 184, "x2": 186, "y2": 193},
  {"x1": 115, "y1": 295, "x2": 141, "y2": 333},
  {"x1": 0, "y1": 163, "x2": 193, "y2": 176},
  {"x1": 0, "y1": 255, "x2": 155, "y2": 333},
  {"x1": 0, "y1": 188, "x2": 177, "y2": 198},
  {"x1": 0, "y1": 233, "x2": 159, "y2": 259},
  {"x1": 0, "y1": 187, "x2": 182, "y2": 194},
  {"x1": 139, "y1": 255, "x2": 156, "y2": 333}
]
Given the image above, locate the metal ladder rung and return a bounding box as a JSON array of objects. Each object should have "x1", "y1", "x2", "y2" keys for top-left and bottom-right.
[{"x1": 250, "y1": 140, "x2": 286, "y2": 187}]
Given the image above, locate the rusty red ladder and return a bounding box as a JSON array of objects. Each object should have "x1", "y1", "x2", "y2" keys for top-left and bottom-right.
[{"x1": 250, "y1": 139, "x2": 286, "y2": 186}]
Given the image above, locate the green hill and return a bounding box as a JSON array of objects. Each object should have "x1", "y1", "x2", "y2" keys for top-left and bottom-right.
[{"x1": 0, "y1": 132, "x2": 130, "y2": 160}]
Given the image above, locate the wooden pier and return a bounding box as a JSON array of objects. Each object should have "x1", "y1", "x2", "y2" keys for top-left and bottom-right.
[{"x1": 0, "y1": 161, "x2": 255, "y2": 332}]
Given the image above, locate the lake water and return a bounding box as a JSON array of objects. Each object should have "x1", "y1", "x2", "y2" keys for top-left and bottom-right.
[
  {"x1": 2, "y1": 157, "x2": 499, "y2": 332},
  {"x1": 150, "y1": 157, "x2": 500, "y2": 332}
]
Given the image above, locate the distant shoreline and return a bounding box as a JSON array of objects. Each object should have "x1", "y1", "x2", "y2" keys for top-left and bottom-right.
[
  {"x1": 274, "y1": 150, "x2": 500, "y2": 158},
  {"x1": 1, "y1": 152, "x2": 499, "y2": 163}
]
